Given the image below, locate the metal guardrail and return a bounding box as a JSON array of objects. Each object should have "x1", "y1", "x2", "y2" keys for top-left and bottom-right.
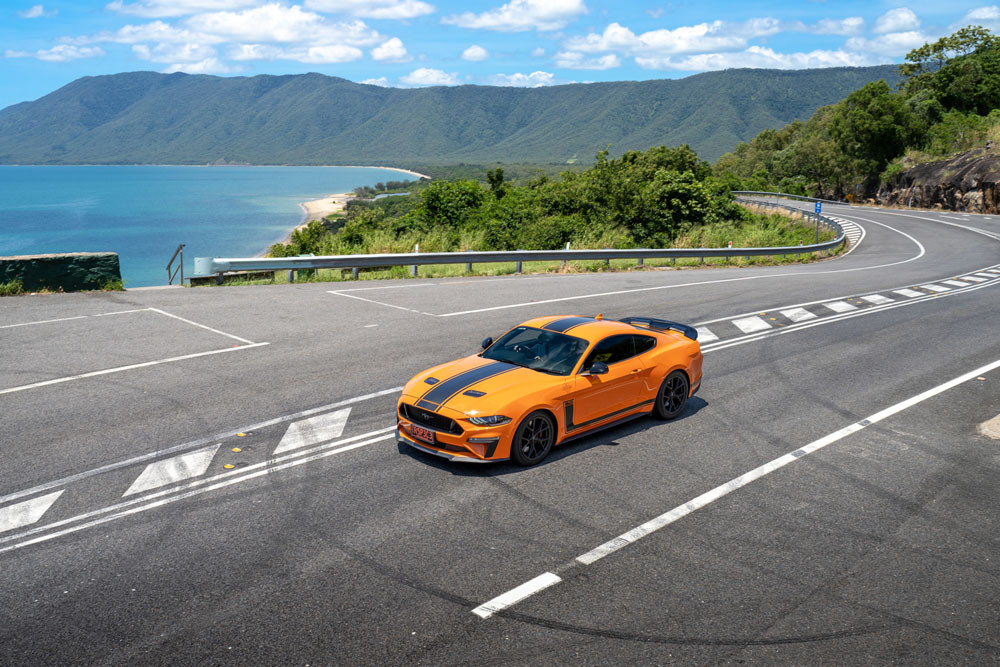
[
  {"x1": 731, "y1": 191, "x2": 849, "y2": 206},
  {"x1": 167, "y1": 244, "x2": 185, "y2": 285},
  {"x1": 192, "y1": 197, "x2": 845, "y2": 283}
]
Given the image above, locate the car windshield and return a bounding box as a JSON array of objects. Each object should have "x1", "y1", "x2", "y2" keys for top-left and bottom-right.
[{"x1": 482, "y1": 326, "x2": 589, "y2": 376}]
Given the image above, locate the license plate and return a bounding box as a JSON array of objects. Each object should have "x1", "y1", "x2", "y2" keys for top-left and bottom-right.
[{"x1": 409, "y1": 424, "x2": 436, "y2": 444}]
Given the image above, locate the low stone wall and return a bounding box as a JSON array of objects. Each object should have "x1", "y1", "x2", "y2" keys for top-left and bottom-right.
[{"x1": 0, "y1": 252, "x2": 122, "y2": 292}]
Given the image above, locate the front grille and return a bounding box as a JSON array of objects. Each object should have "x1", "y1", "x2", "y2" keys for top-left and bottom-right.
[{"x1": 399, "y1": 403, "x2": 463, "y2": 435}]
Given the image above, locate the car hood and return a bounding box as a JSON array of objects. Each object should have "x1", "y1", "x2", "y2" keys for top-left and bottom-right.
[{"x1": 402, "y1": 355, "x2": 567, "y2": 418}]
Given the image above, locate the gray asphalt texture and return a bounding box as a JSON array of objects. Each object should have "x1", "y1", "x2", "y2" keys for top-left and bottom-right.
[{"x1": 0, "y1": 202, "x2": 998, "y2": 665}]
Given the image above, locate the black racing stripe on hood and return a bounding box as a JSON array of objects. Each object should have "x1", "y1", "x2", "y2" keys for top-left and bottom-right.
[
  {"x1": 543, "y1": 316, "x2": 594, "y2": 333},
  {"x1": 415, "y1": 361, "x2": 515, "y2": 411}
]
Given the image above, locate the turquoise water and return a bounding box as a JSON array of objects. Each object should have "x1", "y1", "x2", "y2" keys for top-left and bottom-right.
[{"x1": 0, "y1": 165, "x2": 414, "y2": 287}]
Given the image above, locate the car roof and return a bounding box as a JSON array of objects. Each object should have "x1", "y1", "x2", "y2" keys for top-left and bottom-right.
[{"x1": 518, "y1": 315, "x2": 656, "y2": 342}]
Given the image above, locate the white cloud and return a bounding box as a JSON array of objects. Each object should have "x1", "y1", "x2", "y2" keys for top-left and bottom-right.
[
  {"x1": 371, "y1": 37, "x2": 409, "y2": 62},
  {"x1": 400, "y1": 67, "x2": 458, "y2": 85},
  {"x1": 531, "y1": 46, "x2": 545, "y2": 57},
  {"x1": 442, "y1": 0, "x2": 587, "y2": 32},
  {"x1": 133, "y1": 42, "x2": 216, "y2": 62},
  {"x1": 163, "y1": 56, "x2": 238, "y2": 72},
  {"x1": 361, "y1": 76, "x2": 390, "y2": 86},
  {"x1": 301, "y1": 45, "x2": 364, "y2": 62},
  {"x1": 106, "y1": 0, "x2": 259, "y2": 19},
  {"x1": 874, "y1": 8, "x2": 920, "y2": 34},
  {"x1": 554, "y1": 51, "x2": 619, "y2": 69},
  {"x1": 19, "y1": 4, "x2": 57, "y2": 18},
  {"x1": 462, "y1": 44, "x2": 489, "y2": 61},
  {"x1": 954, "y1": 5, "x2": 1000, "y2": 31},
  {"x1": 807, "y1": 17, "x2": 865, "y2": 36},
  {"x1": 303, "y1": 0, "x2": 435, "y2": 19},
  {"x1": 490, "y1": 71, "x2": 556, "y2": 86},
  {"x1": 73, "y1": 20, "x2": 217, "y2": 45},
  {"x1": 845, "y1": 30, "x2": 928, "y2": 57},
  {"x1": 645, "y1": 45, "x2": 873, "y2": 71},
  {"x1": 5, "y1": 44, "x2": 106, "y2": 61},
  {"x1": 185, "y1": 5, "x2": 381, "y2": 45},
  {"x1": 226, "y1": 43, "x2": 362, "y2": 62},
  {"x1": 564, "y1": 20, "x2": 776, "y2": 57}
]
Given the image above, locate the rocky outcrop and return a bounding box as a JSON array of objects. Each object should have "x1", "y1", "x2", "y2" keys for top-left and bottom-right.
[
  {"x1": 878, "y1": 148, "x2": 1000, "y2": 213},
  {"x1": 0, "y1": 252, "x2": 122, "y2": 291}
]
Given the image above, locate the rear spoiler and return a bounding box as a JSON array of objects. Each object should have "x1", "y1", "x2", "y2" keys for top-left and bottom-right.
[{"x1": 619, "y1": 317, "x2": 699, "y2": 341}]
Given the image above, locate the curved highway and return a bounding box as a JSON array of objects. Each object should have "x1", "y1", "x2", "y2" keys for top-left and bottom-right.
[{"x1": 1, "y1": 202, "x2": 999, "y2": 664}]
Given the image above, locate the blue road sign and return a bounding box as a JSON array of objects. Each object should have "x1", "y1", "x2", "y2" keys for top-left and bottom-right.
[{"x1": 814, "y1": 201, "x2": 822, "y2": 214}]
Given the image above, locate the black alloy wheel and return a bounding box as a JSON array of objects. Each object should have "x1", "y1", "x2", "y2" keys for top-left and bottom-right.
[
  {"x1": 654, "y1": 370, "x2": 689, "y2": 420},
  {"x1": 510, "y1": 411, "x2": 556, "y2": 466}
]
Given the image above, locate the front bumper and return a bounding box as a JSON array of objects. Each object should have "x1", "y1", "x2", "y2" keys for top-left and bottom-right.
[{"x1": 397, "y1": 427, "x2": 506, "y2": 463}]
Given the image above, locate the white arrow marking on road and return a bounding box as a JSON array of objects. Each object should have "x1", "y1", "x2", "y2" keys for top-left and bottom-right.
[
  {"x1": 273, "y1": 408, "x2": 352, "y2": 455},
  {"x1": 123, "y1": 444, "x2": 221, "y2": 497},
  {"x1": 0, "y1": 491, "x2": 64, "y2": 533}
]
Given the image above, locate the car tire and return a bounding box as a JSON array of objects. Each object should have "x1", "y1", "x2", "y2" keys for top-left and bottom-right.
[
  {"x1": 510, "y1": 411, "x2": 556, "y2": 466},
  {"x1": 653, "y1": 370, "x2": 689, "y2": 420}
]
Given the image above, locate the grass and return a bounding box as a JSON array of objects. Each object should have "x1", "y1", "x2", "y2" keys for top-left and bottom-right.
[{"x1": 0, "y1": 279, "x2": 25, "y2": 296}]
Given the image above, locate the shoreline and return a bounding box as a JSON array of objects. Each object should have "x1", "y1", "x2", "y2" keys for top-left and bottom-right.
[{"x1": 0, "y1": 163, "x2": 432, "y2": 180}]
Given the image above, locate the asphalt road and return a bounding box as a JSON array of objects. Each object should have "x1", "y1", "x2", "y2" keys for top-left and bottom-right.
[{"x1": 1, "y1": 202, "x2": 998, "y2": 665}]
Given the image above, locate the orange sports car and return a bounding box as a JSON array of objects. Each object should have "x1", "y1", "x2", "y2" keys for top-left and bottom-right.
[{"x1": 397, "y1": 314, "x2": 703, "y2": 465}]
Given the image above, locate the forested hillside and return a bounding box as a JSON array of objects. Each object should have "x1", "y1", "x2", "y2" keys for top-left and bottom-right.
[{"x1": 0, "y1": 66, "x2": 898, "y2": 165}]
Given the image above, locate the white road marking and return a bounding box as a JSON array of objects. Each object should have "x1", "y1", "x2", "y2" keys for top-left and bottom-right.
[
  {"x1": 0, "y1": 387, "x2": 402, "y2": 507},
  {"x1": 972, "y1": 273, "x2": 995, "y2": 278},
  {"x1": 94, "y1": 308, "x2": 153, "y2": 317},
  {"x1": 921, "y1": 284, "x2": 950, "y2": 292},
  {"x1": 475, "y1": 355, "x2": 1000, "y2": 616},
  {"x1": 364, "y1": 324, "x2": 378, "y2": 328},
  {"x1": 893, "y1": 289, "x2": 924, "y2": 298},
  {"x1": 960, "y1": 275, "x2": 988, "y2": 282},
  {"x1": 147, "y1": 307, "x2": 256, "y2": 345},
  {"x1": 274, "y1": 408, "x2": 352, "y2": 454},
  {"x1": 823, "y1": 301, "x2": 856, "y2": 313},
  {"x1": 941, "y1": 280, "x2": 971, "y2": 287},
  {"x1": 472, "y1": 573, "x2": 562, "y2": 619},
  {"x1": 0, "y1": 316, "x2": 87, "y2": 330},
  {"x1": 695, "y1": 327, "x2": 718, "y2": 343},
  {"x1": 123, "y1": 445, "x2": 221, "y2": 497},
  {"x1": 779, "y1": 307, "x2": 817, "y2": 323},
  {"x1": 0, "y1": 343, "x2": 269, "y2": 396},
  {"x1": 731, "y1": 316, "x2": 772, "y2": 334},
  {"x1": 329, "y1": 290, "x2": 436, "y2": 316},
  {"x1": 0, "y1": 491, "x2": 63, "y2": 533},
  {"x1": 335, "y1": 283, "x2": 436, "y2": 292},
  {"x1": 860, "y1": 294, "x2": 893, "y2": 305},
  {"x1": 0, "y1": 430, "x2": 396, "y2": 555}
]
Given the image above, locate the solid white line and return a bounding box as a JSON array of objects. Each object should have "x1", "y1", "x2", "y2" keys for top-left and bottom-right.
[
  {"x1": 572, "y1": 355, "x2": 1000, "y2": 566},
  {"x1": 0, "y1": 343, "x2": 269, "y2": 396},
  {"x1": 147, "y1": 307, "x2": 256, "y2": 345},
  {"x1": 329, "y1": 290, "x2": 436, "y2": 316},
  {"x1": 823, "y1": 301, "x2": 856, "y2": 313},
  {"x1": 860, "y1": 294, "x2": 893, "y2": 305},
  {"x1": 334, "y1": 283, "x2": 435, "y2": 293},
  {"x1": 0, "y1": 491, "x2": 64, "y2": 533},
  {"x1": 0, "y1": 431, "x2": 396, "y2": 555},
  {"x1": 732, "y1": 316, "x2": 772, "y2": 334},
  {"x1": 0, "y1": 386, "x2": 403, "y2": 507},
  {"x1": 893, "y1": 289, "x2": 923, "y2": 298},
  {"x1": 780, "y1": 307, "x2": 816, "y2": 323},
  {"x1": 921, "y1": 284, "x2": 950, "y2": 292},
  {"x1": 695, "y1": 327, "x2": 718, "y2": 343},
  {"x1": 94, "y1": 308, "x2": 153, "y2": 317},
  {"x1": 0, "y1": 316, "x2": 87, "y2": 330},
  {"x1": 122, "y1": 444, "x2": 221, "y2": 497},
  {"x1": 472, "y1": 573, "x2": 562, "y2": 619}
]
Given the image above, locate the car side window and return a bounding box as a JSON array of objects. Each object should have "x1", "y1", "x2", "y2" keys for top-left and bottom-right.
[
  {"x1": 583, "y1": 334, "x2": 636, "y2": 369},
  {"x1": 632, "y1": 335, "x2": 656, "y2": 355}
]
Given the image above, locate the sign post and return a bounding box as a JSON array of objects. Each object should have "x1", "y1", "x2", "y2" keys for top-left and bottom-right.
[{"x1": 813, "y1": 201, "x2": 821, "y2": 243}]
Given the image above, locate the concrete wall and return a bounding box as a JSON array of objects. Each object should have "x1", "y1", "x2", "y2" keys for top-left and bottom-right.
[{"x1": 0, "y1": 252, "x2": 122, "y2": 292}]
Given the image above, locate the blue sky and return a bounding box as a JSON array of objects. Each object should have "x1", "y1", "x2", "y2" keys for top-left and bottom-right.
[{"x1": 3, "y1": 0, "x2": 999, "y2": 110}]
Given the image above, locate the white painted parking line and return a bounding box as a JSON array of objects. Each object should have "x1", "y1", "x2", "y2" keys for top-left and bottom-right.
[
  {"x1": 147, "y1": 307, "x2": 256, "y2": 345},
  {"x1": 273, "y1": 408, "x2": 352, "y2": 455},
  {"x1": 861, "y1": 294, "x2": 893, "y2": 305},
  {"x1": 941, "y1": 280, "x2": 971, "y2": 287},
  {"x1": 779, "y1": 307, "x2": 816, "y2": 323},
  {"x1": 0, "y1": 343, "x2": 269, "y2": 396},
  {"x1": 0, "y1": 316, "x2": 87, "y2": 330},
  {"x1": 472, "y1": 573, "x2": 562, "y2": 619},
  {"x1": 94, "y1": 308, "x2": 154, "y2": 317},
  {"x1": 329, "y1": 290, "x2": 437, "y2": 316},
  {"x1": 123, "y1": 444, "x2": 221, "y2": 497},
  {"x1": 695, "y1": 327, "x2": 718, "y2": 343},
  {"x1": 893, "y1": 289, "x2": 924, "y2": 298},
  {"x1": 823, "y1": 301, "x2": 856, "y2": 313},
  {"x1": 731, "y1": 316, "x2": 771, "y2": 334},
  {"x1": 960, "y1": 275, "x2": 987, "y2": 282},
  {"x1": 0, "y1": 491, "x2": 63, "y2": 533},
  {"x1": 921, "y1": 284, "x2": 950, "y2": 292}
]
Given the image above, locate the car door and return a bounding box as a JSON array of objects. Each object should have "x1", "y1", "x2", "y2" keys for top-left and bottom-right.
[{"x1": 565, "y1": 334, "x2": 645, "y2": 432}]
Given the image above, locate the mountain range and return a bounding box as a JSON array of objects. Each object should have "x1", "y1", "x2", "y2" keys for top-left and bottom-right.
[{"x1": 0, "y1": 66, "x2": 900, "y2": 165}]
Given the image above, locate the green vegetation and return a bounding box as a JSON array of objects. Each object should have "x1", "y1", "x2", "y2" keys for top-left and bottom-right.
[
  {"x1": 0, "y1": 66, "x2": 899, "y2": 165},
  {"x1": 715, "y1": 27, "x2": 1000, "y2": 198},
  {"x1": 267, "y1": 145, "x2": 837, "y2": 278},
  {"x1": 0, "y1": 279, "x2": 25, "y2": 296}
]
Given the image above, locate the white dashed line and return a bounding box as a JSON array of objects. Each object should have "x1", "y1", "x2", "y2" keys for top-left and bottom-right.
[
  {"x1": 472, "y1": 573, "x2": 562, "y2": 619},
  {"x1": 0, "y1": 491, "x2": 64, "y2": 533},
  {"x1": 823, "y1": 301, "x2": 857, "y2": 313},
  {"x1": 861, "y1": 294, "x2": 893, "y2": 305},
  {"x1": 731, "y1": 316, "x2": 772, "y2": 334},
  {"x1": 273, "y1": 408, "x2": 352, "y2": 455},
  {"x1": 123, "y1": 444, "x2": 221, "y2": 497},
  {"x1": 893, "y1": 289, "x2": 924, "y2": 298},
  {"x1": 779, "y1": 307, "x2": 817, "y2": 323},
  {"x1": 921, "y1": 284, "x2": 951, "y2": 292},
  {"x1": 961, "y1": 275, "x2": 988, "y2": 283},
  {"x1": 941, "y1": 280, "x2": 971, "y2": 288},
  {"x1": 695, "y1": 327, "x2": 718, "y2": 343}
]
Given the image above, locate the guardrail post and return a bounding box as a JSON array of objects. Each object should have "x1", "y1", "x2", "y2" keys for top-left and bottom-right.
[
  {"x1": 352, "y1": 267, "x2": 360, "y2": 279},
  {"x1": 562, "y1": 242, "x2": 570, "y2": 270},
  {"x1": 216, "y1": 272, "x2": 224, "y2": 285},
  {"x1": 637, "y1": 257, "x2": 643, "y2": 266},
  {"x1": 411, "y1": 243, "x2": 419, "y2": 277},
  {"x1": 515, "y1": 259, "x2": 522, "y2": 274},
  {"x1": 287, "y1": 269, "x2": 295, "y2": 283},
  {"x1": 465, "y1": 262, "x2": 472, "y2": 272}
]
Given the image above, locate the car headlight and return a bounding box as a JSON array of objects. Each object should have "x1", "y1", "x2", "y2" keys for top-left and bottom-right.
[{"x1": 468, "y1": 415, "x2": 512, "y2": 426}]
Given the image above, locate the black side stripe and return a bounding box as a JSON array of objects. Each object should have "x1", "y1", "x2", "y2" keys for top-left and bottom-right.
[
  {"x1": 564, "y1": 399, "x2": 655, "y2": 433},
  {"x1": 415, "y1": 361, "x2": 515, "y2": 411},
  {"x1": 543, "y1": 316, "x2": 594, "y2": 333}
]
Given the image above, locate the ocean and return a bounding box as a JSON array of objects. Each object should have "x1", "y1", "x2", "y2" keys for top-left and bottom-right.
[{"x1": 0, "y1": 165, "x2": 415, "y2": 288}]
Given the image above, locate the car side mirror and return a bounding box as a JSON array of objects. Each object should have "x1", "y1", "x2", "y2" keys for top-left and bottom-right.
[
  {"x1": 586, "y1": 361, "x2": 609, "y2": 375},
  {"x1": 481, "y1": 337, "x2": 493, "y2": 350}
]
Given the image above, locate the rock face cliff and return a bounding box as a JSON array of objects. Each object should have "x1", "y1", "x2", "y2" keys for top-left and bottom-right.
[{"x1": 878, "y1": 148, "x2": 1000, "y2": 212}]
